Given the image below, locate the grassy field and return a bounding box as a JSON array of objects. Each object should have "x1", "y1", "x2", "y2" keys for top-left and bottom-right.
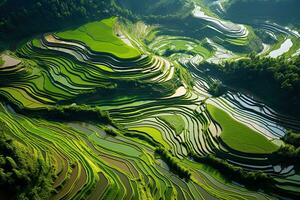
[
  {"x1": 56, "y1": 17, "x2": 141, "y2": 59},
  {"x1": 207, "y1": 104, "x2": 279, "y2": 154},
  {"x1": 159, "y1": 114, "x2": 185, "y2": 135}
]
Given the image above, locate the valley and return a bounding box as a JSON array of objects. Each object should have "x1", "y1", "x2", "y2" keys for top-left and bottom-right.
[{"x1": 0, "y1": 0, "x2": 299, "y2": 199}]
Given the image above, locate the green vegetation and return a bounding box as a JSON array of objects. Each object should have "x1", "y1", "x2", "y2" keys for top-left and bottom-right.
[
  {"x1": 201, "y1": 55, "x2": 300, "y2": 117},
  {"x1": 272, "y1": 144, "x2": 300, "y2": 169},
  {"x1": 272, "y1": 130, "x2": 300, "y2": 169},
  {"x1": 155, "y1": 147, "x2": 191, "y2": 180},
  {"x1": 115, "y1": 0, "x2": 187, "y2": 16},
  {"x1": 0, "y1": 0, "x2": 115, "y2": 43},
  {"x1": 103, "y1": 127, "x2": 120, "y2": 136},
  {"x1": 207, "y1": 81, "x2": 226, "y2": 97},
  {"x1": 207, "y1": 104, "x2": 278, "y2": 154},
  {"x1": 56, "y1": 17, "x2": 141, "y2": 59},
  {"x1": 159, "y1": 114, "x2": 185, "y2": 135},
  {"x1": 148, "y1": 35, "x2": 214, "y2": 59},
  {"x1": 225, "y1": 0, "x2": 300, "y2": 24},
  {"x1": 34, "y1": 105, "x2": 114, "y2": 125},
  {"x1": 282, "y1": 130, "x2": 300, "y2": 148},
  {"x1": 190, "y1": 153, "x2": 274, "y2": 191},
  {"x1": 4, "y1": 100, "x2": 114, "y2": 125},
  {"x1": 0, "y1": 0, "x2": 300, "y2": 198},
  {"x1": 0, "y1": 122, "x2": 53, "y2": 199},
  {"x1": 254, "y1": 29, "x2": 276, "y2": 44},
  {"x1": 0, "y1": 57, "x2": 4, "y2": 66},
  {"x1": 128, "y1": 127, "x2": 170, "y2": 149}
]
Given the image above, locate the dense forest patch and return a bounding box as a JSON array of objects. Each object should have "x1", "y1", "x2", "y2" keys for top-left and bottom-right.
[
  {"x1": 224, "y1": 0, "x2": 300, "y2": 24},
  {"x1": 201, "y1": 55, "x2": 300, "y2": 117},
  {"x1": 0, "y1": 122, "x2": 53, "y2": 199},
  {"x1": 0, "y1": 0, "x2": 114, "y2": 46}
]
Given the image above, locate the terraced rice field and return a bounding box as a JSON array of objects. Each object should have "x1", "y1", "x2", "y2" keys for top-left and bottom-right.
[
  {"x1": 56, "y1": 18, "x2": 141, "y2": 59},
  {"x1": 0, "y1": 13, "x2": 299, "y2": 199},
  {"x1": 143, "y1": 1, "x2": 300, "y2": 64},
  {"x1": 207, "y1": 104, "x2": 278, "y2": 154}
]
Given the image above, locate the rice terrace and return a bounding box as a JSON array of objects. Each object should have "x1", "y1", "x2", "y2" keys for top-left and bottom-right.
[{"x1": 0, "y1": 0, "x2": 300, "y2": 199}]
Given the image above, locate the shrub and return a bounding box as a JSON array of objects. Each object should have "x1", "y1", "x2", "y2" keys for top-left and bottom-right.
[
  {"x1": 271, "y1": 144, "x2": 300, "y2": 169},
  {"x1": 104, "y1": 127, "x2": 119, "y2": 136},
  {"x1": 208, "y1": 81, "x2": 226, "y2": 97},
  {"x1": 155, "y1": 147, "x2": 191, "y2": 180},
  {"x1": 190, "y1": 153, "x2": 274, "y2": 191},
  {"x1": 20, "y1": 104, "x2": 115, "y2": 125},
  {"x1": 282, "y1": 130, "x2": 300, "y2": 148}
]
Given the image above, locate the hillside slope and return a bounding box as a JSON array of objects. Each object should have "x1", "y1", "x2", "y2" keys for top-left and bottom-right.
[
  {"x1": 224, "y1": 0, "x2": 300, "y2": 24},
  {"x1": 0, "y1": 0, "x2": 114, "y2": 45},
  {"x1": 114, "y1": 0, "x2": 187, "y2": 15}
]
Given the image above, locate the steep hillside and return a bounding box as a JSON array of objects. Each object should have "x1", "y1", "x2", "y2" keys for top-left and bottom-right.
[
  {"x1": 114, "y1": 0, "x2": 187, "y2": 16},
  {"x1": 224, "y1": 0, "x2": 300, "y2": 24},
  {"x1": 0, "y1": 0, "x2": 114, "y2": 45},
  {"x1": 0, "y1": 1, "x2": 300, "y2": 199}
]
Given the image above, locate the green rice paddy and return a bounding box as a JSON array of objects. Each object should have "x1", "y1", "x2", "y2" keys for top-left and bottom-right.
[
  {"x1": 0, "y1": 11, "x2": 299, "y2": 199},
  {"x1": 159, "y1": 114, "x2": 185, "y2": 135},
  {"x1": 56, "y1": 17, "x2": 141, "y2": 59},
  {"x1": 129, "y1": 126, "x2": 171, "y2": 149},
  {"x1": 207, "y1": 104, "x2": 279, "y2": 154}
]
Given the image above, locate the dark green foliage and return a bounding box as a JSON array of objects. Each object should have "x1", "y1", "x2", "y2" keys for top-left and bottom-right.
[
  {"x1": 115, "y1": 0, "x2": 185, "y2": 16},
  {"x1": 155, "y1": 147, "x2": 191, "y2": 180},
  {"x1": 114, "y1": 0, "x2": 193, "y2": 29},
  {"x1": 0, "y1": 122, "x2": 53, "y2": 199},
  {"x1": 272, "y1": 131, "x2": 300, "y2": 169},
  {"x1": 103, "y1": 127, "x2": 119, "y2": 136},
  {"x1": 282, "y1": 130, "x2": 300, "y2": 148},
  {"x1": 163, "y1": 49, "x2": 190, "y2": 57},
  {"x1": 272, "y1": 144, "x2": 300, "y2": 169},
  {"x1": 175, "y1": 65, "x2": 194, "y2": 89},
  {"x1": 190, "y1": 153, "x2": 274, "y2": 191},
  {"x1": 38, "y1": 105, "x2": 114, "y2": 125},
  {"x1": 200, "y1": 55, "x2": 300, "y2": 116},
  {"x1": 2, "y1": 95, "x2": 113, "y2": 125},
  {"x1": 254, "y1": 30, "x2": 276, "y2": 44},
  {"x1": 124, "y1": 130, "x2": 160, "y2": 147},
  {"x1": 225, "y1": 0, "x2": 300, "y2": 24},
  {"x1": 0, "y1": 0, "x2": 114, "y2": 43},
  {"x1": 208, "y1": 81, "x2": 226, "y2": 97}
]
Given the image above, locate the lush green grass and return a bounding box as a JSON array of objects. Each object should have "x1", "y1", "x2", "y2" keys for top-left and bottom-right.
[
  {"x1": 56, "y1": 17, "x2": 141, "y2": 59},
  {"x1": 207, "y1": 104, "x2": 279, "y2": 154},
  {"x1": 159, "y1": 114, "x2": 185, "y2": 135}
]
